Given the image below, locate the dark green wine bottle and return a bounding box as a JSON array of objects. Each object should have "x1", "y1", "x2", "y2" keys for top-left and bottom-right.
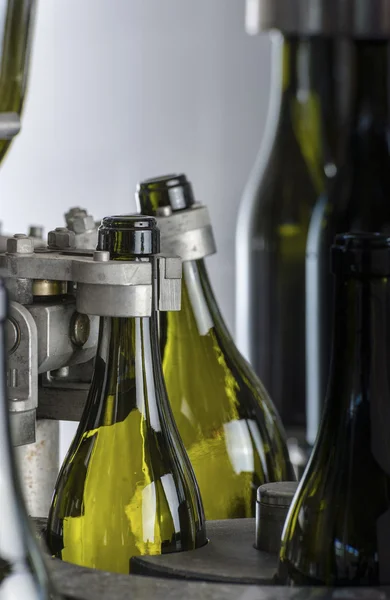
[
  {"x1": 306, "y1": 39, "x2": 390, "y2": 445},
  {"x1": 0, "y1": 279, "x2": 62, "y2": 599},
  {"x1": 278, "y1": 233, "x2": 390, "y2": 586},
  {"x1": 46, "y1": 216, "x2": 206, "y2": 574},
  {"x1": 237, "y1": 34, "x2": 343, "y2": 432},
  {"x1": 137, "y1": 175, "x2": 294, "y2": 521}
]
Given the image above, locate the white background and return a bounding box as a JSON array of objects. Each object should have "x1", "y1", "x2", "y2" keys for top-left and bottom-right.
[{"x1": 0, "y1": 0, "x2": 271, "y2": 458}]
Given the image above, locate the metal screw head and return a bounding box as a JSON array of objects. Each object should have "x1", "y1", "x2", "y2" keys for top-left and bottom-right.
[
  {"x1": 70, "y1": 312, "x2": 90, "y2": 347},
  {"x1": 47, "y1": 228, "x2": 76, "y2": 250},
  {"x1": 7, "y1": 234, "x2": 34, "y2": 254}
]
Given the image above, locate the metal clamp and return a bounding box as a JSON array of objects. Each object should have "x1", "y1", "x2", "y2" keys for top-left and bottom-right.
[
  {"x1": 155, "y1": 204, "x2": 216, "y2": 262},
  {"x1": 76, "y1": 255, "x2": 182, "y2": 317},
  {"x1": 7, "y1": 302, "x2": 38, "y2": 447},
  {"x1": 0, "y1": 249, "x2": 182, "y2": 318},
  {"x1": 245, "y1": 0, "x2": 390, "y2": 37}
]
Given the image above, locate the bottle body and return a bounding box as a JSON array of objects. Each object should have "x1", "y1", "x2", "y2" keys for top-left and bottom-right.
[
  {"x1": 161, "y1": 259, "x2": 294, "y2": 520},
  {"x1": 279, "y1": 234, "x2": 390, "y2": 586},
  {"x1": 47, "y1": 216, "x2": 206, "y2": 574},
  {"x1": 306, "y1": 40, "x2": 390, "y2": 444},
  {"x1": 0, "y1": 282, "x2": 62, "y2": 599},
  {"x1": 236, "y1": 36, "x2": 342, "y2": 430}
]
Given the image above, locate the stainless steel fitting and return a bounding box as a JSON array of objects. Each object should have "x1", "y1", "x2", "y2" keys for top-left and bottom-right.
[
  {"x1": 155, "y1": 204, "x2": 216, "y2": 262},
  {"x1": 246, "y1": 0, "x2": 390, "y2": 37}
]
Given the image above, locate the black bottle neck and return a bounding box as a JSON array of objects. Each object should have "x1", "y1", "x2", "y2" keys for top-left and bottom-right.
[
  {"x1": 327, "y1": 272, "x2": 390, "y2": 471},
  {"x1": 350, "y1": 41, "x2": 390, "y2": 128}
]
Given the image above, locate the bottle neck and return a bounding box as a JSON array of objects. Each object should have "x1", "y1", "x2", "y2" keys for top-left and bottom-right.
[
  {"x1": 350, "y1": 41, "x2": 390, "y2": 127},
  {"x1": 276, "y1": 36, "x2": 342, "y2": 189},
  {"x1": 178, "y1": 260, "x2": 215, "y2": 338},
  {"x1": 89, "y1": 313, "x2": 164, "y2": 429},
  {"x1": 327, "y1": 273, "x2": 390, "y2": 470}
]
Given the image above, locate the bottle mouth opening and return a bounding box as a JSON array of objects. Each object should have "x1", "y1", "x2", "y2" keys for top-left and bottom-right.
[
  {"x1": 97, "y1": 214, "x2": 160, "y2": 257},
  {"x1": 334, "y1": 232, "x2": 390, "y2": 250},
  {"x1": 141, "y1": 174, "x2": 181, "y2": 186},
  {"x1": 332, "y1": 232, "x2": 390, "y2": 277},
  {"x1": 136, "y1": 173, "x2": 195, "y2": 214}
]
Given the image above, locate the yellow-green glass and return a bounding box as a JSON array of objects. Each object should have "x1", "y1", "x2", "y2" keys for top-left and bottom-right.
[
  {"x1": 47, "y1": 241, "x2": 206, "y2": 573},
  {"x1": 0, "y1": 0, "x2": 36, "y2": 162},
  {"x1": 160, "y1": 260, "x2": 295, "y2": 520}
]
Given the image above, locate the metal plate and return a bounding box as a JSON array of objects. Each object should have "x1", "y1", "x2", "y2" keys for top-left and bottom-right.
[
  {"x1": 33, "y1": 519, "x2": 390, "y2": 599},
  {"x1": 131, "y1": 519, "x2": 277, "y2": 584}
]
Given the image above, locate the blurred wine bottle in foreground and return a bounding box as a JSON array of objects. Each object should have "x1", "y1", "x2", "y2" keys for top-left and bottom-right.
[
  {"x1": 0, "y1": 279, "x2": 62, "y2": 599},
  {"x1": 306, "y1": 35, "x2": 390, "y2": 445},
  {"x1": 236, "y1": 3, "x2": 347, "y2": 435},
  {"x1": 137, "y1": 175, "x2": 294, "y2": 521},
  {"x1": 0, "y1": 0, "x2": 36, "y2": 163},
  {"x1": 278, "y1": 233, "x2": 390, "y2": 586},
  {"x1": 47, "y1": 216, "x2": 206, "y2": 574}
]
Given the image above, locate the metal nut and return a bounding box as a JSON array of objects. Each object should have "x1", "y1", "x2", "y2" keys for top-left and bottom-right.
[
  {"x1": 7, "y1": 234, "x2": 34, "y2": 254},
  {"x1": 47, "y1": 227, "x2": 76, "y2": 250},
  {"x1": 70, "y1": 214, "x2": 95, "y2": 234},
  {"x1": 65, "y1": 207, "x2": 95, "y2": 233},
  {"x1": 65, "y1": 207, "x2": 87, "y2": 222}
]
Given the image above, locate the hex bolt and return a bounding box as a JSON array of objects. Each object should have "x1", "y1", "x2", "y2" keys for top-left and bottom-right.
[
  {"x1": 6, "y1": 234, "x2": 34, "y2": 254},
  {"x1": 47, "y1": 227, "x2": 76, "y2": 250},
  {"x1": 65, "y1": 207, "x2": 95, "y2": 234}
]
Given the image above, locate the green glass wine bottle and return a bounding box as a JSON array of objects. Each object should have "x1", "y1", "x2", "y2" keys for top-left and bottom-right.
[
  {"x1": 46, "y1": 216, "x2": 206, "y2": 574},
  {"x1": 0, "y1": 279, "x2": 62, "y2": 599},
  {"x1": 236, "y1": 32, "x2": 345, "y2": 435},
  {"x1": 278, "y1": 233, "x2": 390, "y2": 586},
  {"x1": 307, "y1": 38, "x2": 390, "y2": 446},
  {"x1": 136, "y1": 174, "x2": 295, "y2": 521}
]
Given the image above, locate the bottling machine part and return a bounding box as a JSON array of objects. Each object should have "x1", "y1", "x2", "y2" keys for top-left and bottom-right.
[
  {"x1": 155, "y1": 204, "x2": 216, "y2": 261},
  {"x1": 245, "y1": 0, "x2": 390, "y2": 37}
]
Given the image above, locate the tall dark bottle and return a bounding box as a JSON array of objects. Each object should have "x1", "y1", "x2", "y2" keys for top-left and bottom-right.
[
  {"x1": 306, "y1": 38, "x2": 390, "y2": 445},
  {"x1": 279, "y1": 233, "x2": 390, "y2": 586},
  {"x1": 236, "y1": 26, "x2": 343, "y2": 431},
  {"x1": 47, "y1": 216, "x2": 206, "y2": 574},
  {"x1": 137, "y1": 175, "x2": 294, "y2": 521},
  {"x1": 0, "y1": 279, "x2": 62, "y2": 599}
]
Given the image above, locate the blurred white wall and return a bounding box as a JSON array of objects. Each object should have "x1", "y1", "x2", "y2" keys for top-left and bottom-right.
[{"x1": 0, "y1": 0, "x2": 271, "y2": 459}]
